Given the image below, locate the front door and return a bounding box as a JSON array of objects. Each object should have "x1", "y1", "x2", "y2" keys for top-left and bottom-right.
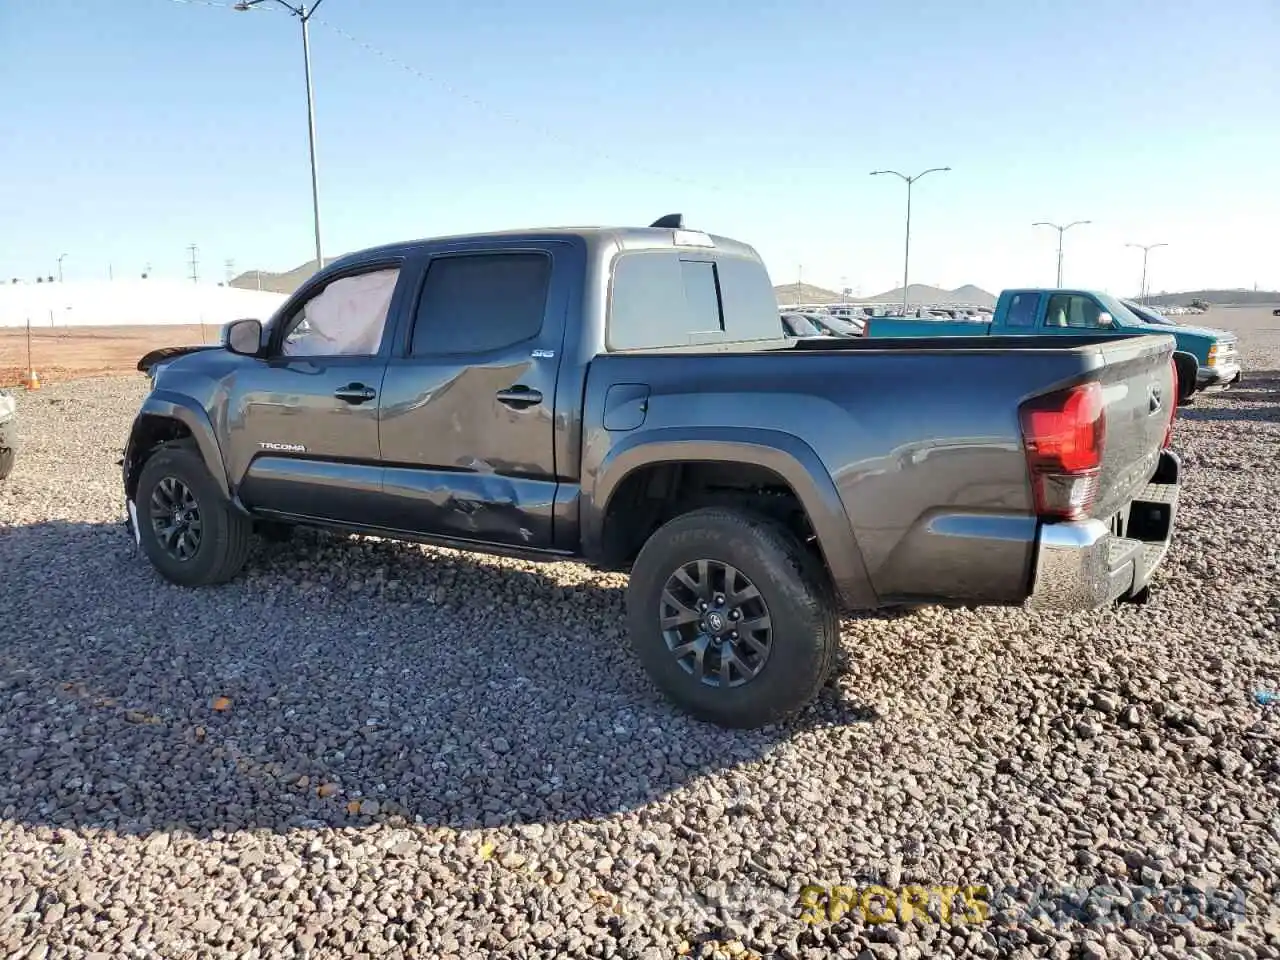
[
  {"x1": 230, "y1": 260, "x2": 412, "y2": 524},
  {"x1": 376, "y1": 244, "x2": 570, "y2": 548}
]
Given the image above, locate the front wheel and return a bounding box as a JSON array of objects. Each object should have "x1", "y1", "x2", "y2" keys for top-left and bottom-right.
[
  {"x1": 626, "y1": 507, "x2": 840, "y2": 728},
  {"x1": 136, "y1": 442, "x2": 252, "y2": 587}
]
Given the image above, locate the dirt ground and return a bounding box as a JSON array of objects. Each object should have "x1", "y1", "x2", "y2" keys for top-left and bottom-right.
[{"x1": 0, "y1": 324, "x2": 215, "y2": 386}]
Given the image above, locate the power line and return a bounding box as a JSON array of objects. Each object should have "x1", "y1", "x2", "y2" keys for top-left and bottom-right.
[{"x1": 311, "y1": 16, "x2": 729, "y2": 197}]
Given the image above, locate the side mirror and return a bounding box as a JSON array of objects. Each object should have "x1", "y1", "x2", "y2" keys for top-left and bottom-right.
[
  {"x1": 1097, "y1": 312, "x2": 1114, "y2": 328},
  {"x1": 224, "y1": 318, "x2": 263, "y2": 357}
]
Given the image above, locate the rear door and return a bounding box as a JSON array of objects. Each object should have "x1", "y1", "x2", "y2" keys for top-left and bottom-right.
[
  {"x1": 230, "y1": 260, "x2": 414, "y2": 523},
  {"x1": 375, "y1": 242, "x2": 571, "y2": 548}
]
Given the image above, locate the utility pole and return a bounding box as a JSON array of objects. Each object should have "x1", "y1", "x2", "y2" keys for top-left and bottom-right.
[
  {"x1": 225, "y1": 259, "x2": 236, "y2": 285},
  {"x1": 1125, "y1": 242, "x2": 1168, "y2": 303},
  {"x1": 1032, "y1": 221, "x2": 1091, "y2": 287},
  {"x1": 57, "y1": 253, "x2": 68, "y2": 282},
  {"x1": 188, "y1": 244, "x2": 200, "y2": 285},
  {"x1": 233, "y1": 0, "x2": 326, "y2": 272},
  {"x1": 871, "y1": 166, "x2": 952, "y2": 314}
]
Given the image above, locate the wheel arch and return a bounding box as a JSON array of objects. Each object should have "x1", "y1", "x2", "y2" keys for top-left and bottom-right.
[
  {"x1": 584, "y1": 426, "x2": 877, "y2": 609},
  {"x1": 124, "y1": 394, "x2": 229, "y2": 501}
]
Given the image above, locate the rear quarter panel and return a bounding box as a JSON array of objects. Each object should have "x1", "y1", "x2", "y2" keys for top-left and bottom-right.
[
  {"x1": 864, "y1": 318, "x2": 991, "y2": 338},
  {"x1": 582, "y1": 345, "x2": 1111, "y2": 606}
]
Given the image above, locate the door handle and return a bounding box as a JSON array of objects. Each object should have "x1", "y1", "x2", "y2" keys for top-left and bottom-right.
[
  {"x1": 334, "y1": 383, "x2": 377, "y2": 404},
  {"x1": 496, "y1": 385, "x2": 543, "y2": 409}
]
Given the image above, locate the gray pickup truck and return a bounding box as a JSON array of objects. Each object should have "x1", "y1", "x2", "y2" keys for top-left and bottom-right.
[{"x1": 122, "y1": 216, "x2": 1186, "y2": 728}]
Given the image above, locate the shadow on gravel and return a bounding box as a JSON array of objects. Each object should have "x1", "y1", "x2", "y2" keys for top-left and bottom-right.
[
  {"x1": 1, "y1": 519, "x2": 879, "y2": 839},
  {"x1": 1181, "y1": 370, "x2": 1279, "y2": 423}
]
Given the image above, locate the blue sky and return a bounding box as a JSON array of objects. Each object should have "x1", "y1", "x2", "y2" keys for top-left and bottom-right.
[{"x1": 2, "y1": 0, "x2": 1277, "y2": 296}]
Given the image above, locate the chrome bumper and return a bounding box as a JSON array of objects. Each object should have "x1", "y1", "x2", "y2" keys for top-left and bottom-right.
[
  {"x1": 1028, "y1": 451, "x2": 1181, "y2": 612},
  {"x1": 1197, "y1": 362, "x2": 1241, "y2": 391}
]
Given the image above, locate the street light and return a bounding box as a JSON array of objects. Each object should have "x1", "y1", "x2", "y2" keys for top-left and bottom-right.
[
  {"x1": 870, "y1": 166, "x2": 951, "y2": 314},
  {"x1": 234, "y1": 0, "x2": 326, "y2": 272},
  {"x1": 57, "y1": 253, "x2": 68, "y2": 282},
  {"x1": 1125, "y1": 242, "x2": 1168, "y2": 304},
  {"x1": 1032, "y1": 221, "x2": 1091, "y2": 287}
]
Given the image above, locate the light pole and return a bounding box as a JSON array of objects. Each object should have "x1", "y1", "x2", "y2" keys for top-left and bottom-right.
[
  {"x1": 870, "y1": 166, "x2": 951, "y2": 314},
  {"x1": 1032, "y1": 220, "x2": 1091, "y2": 287},
  {"x1": 57, "y1": 253, "x2": 67, "y2": 282},
  {"x1": 1125, "y1": 242, "x2": 1168, "y2": 303},
  {"x1": 234, "y1": 0, "x2": 326, "y2": 272}
]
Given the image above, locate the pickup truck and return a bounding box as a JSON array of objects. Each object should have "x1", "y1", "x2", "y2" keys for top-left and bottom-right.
[
  {"x1": 122, "y1": 217, "x2": 1187, "y2": 728},
  {"x1": 865, "y1": 287, "x2": 1243, "y2": 396}
]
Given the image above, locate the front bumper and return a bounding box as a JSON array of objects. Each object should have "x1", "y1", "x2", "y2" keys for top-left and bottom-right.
[
  {"x1": 1028, "y1": 450, "x2": 1181, "y2": 612},
  {"x1": 1197, "y1": 362, "x2": 1242, "y2": 392}
]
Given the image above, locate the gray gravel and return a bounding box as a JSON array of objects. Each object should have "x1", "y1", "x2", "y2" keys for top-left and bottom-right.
[{"x1": 2, "y1": 307, "x2": 1279, "y2": 959}]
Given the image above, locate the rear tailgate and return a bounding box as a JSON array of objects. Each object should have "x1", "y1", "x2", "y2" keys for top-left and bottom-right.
[{"x1": 1090, "y1": 333, "x2": 1177, "y2": 521}]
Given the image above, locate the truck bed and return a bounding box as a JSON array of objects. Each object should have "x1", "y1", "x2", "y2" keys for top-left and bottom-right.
[{"x1": 586, "y1": 330, "x2": 1177, "y2": 606}]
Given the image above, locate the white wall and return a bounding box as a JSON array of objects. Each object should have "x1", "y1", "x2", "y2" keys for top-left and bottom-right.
[{"x1": 0, "y1": 280, "x2": 287, "y2": 328}]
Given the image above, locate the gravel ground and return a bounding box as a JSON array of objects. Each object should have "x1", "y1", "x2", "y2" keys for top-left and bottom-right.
[{"x1": 2, "y1": 307, "x2": 1278, "y2": 960}]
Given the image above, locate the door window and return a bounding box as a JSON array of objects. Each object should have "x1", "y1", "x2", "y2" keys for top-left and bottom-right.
[
  {"x1": 1045, "y1": 293, "x2": 1106, "y2": 329},
  {"x1": 410, "y1": 252, "x2": 551, "y2": 356},
  {"x1": 280, "y1": 267, "x2": 401, "y2": 357}
]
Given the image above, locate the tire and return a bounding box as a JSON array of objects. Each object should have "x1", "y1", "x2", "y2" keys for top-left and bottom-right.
[
  {"x1": 0, "y1": 445, "x2": 13, "y2": 481},
  {"x1": 136, "y1": 441, "x2": 252, "y2": 587},
  {"x1": 626, "y1": 507, "x2": 840, "y2": 728}
]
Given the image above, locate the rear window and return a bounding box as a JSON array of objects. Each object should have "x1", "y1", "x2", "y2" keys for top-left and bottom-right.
[
  {"x1": 608, "y1": 250, "x2": 778, "y2": 350},
  {"x1": 1005, "y1": 293, "x2": 1040, "y2": 327}
]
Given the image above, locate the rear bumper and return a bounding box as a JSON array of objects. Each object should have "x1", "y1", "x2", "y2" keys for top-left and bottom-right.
[{"x1": 1028, "y1": 450, "x2": 1181, "y2": 612}]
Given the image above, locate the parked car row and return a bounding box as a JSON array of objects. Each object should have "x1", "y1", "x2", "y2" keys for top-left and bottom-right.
[{"x1": 123, "y1": 216, "x2": 1191, "y2": 728}]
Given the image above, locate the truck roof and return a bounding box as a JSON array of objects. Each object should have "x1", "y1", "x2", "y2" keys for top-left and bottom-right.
[{"x1": 326, "y1": 220, "x2": 763, "y2": 273}]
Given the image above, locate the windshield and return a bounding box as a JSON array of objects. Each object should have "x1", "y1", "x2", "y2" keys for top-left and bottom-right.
[
  {"x1": 782, "y1": 314, "x2": 822, "y2": 336},
  {"x1": 1122, "y1": 300, "x2": 1178, "y2": 326},
  {"x1": 817, "y1": 315, "x2": 859, "y2": 335}
]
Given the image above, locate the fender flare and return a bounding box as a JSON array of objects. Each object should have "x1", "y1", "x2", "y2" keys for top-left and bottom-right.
[
  {"x1": 585, "y1": 426, "x2": 877, "y2": 609},
  {"x1": 126, "y1": 392, "x2": 230, "y2": 499}
]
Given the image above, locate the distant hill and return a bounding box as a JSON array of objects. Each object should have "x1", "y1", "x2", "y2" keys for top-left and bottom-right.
[
  {"x1": 865, "y1": 283, "x2": 997, "y2": 307},
  {"x1": 774, "y1": 282, "x2": 844, "y2": 305},
  {"x1": 1144, "y1": 289, "x2": 1280, "y2": 307},
  {"x1": 774, "y1": 281, "x2": 996, "y2": 307},
  {"x1": 230, "y1": 258, "x2": 336, "y2": 295}
]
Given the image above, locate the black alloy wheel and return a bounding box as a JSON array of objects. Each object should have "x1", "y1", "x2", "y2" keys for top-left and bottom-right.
[
  {"x1": 659, "y1": 558, "x2": 773, "y2": 688},
  {"x1": 149, "y1": 475, "x2": 203, "y2": 562}
]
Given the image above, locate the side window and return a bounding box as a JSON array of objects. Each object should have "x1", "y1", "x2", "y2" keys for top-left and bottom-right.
[
  {"x1": 280, "y1": 267, "x2": 401, "y2": 357},
  {"x1": 410, "y1": 252, "x2": 550, "y2": 356},
  {"x1": 1044, "y1": 294, "x2": 1071, "y2": 328},
  {"x1": 1053, "y1": 294, "x2": 1105, "y2": 328},
  {"x1": 610, "y1": 252, "x2": 740, "y2": 349},
  {"x1": 1005, "y1": 293, "x2": 1040, "y2": 328}
]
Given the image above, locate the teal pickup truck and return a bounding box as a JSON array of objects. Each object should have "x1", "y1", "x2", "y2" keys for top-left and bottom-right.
[{"x1": 865, "y1": 288, "x2": 1242, "y2": 397}]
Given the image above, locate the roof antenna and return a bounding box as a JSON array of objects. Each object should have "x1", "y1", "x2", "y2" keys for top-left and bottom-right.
[{"x1": 649, "y1": 213, "x2": 684, "y2": 229}]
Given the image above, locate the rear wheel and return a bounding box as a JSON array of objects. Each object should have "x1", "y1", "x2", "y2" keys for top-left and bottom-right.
[
  {"x1": 626, "y1": 507, "x2": 839, "y2": 728},
  {"x1": 136, "y1": 443, "x2": 252, "y2": 587}
]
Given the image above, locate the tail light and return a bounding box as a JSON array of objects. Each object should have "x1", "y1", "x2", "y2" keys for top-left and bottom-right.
[
  {"x1": 1163, "y1": 357, "x2": 1178, "y2": 449},
  {"x1": 1019, "y1": 381, "x2": 1105, "y2": 521}
]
